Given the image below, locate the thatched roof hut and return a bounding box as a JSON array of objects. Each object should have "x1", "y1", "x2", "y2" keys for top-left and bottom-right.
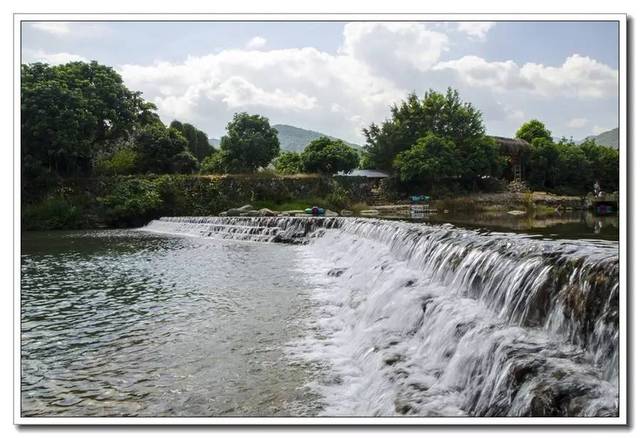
[{"x1": 491, "y1": 136, "x2": 531, "y2": 157}]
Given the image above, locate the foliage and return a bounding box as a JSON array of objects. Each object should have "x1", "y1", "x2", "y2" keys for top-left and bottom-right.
[
  {"x1": 134, "y1": 125, "x2": 191, "y2": 174},
  {"x1": 301, "y1": 136, "x2": 359, "y2": 174},
  {"x1": 99, "y1": 178, "x2": 162, "y2": 226},
  {"x1": 579, "y1": 139, "x2": 619, "y2": 191},
  {"x1": 21, "y1": 61, "x2": 157, "y2": 178},
  {"x1": 216, "y1": 113, "x2": 280, "y2": 172},
  {"x1": 22, "y1": 195, "x2": 84, "y2": 230},
  {"x1": 363, "y1": 88, "x2": 485, "y2": 171},
  {"x1": 393, "y1": 133, "x2": 457, "y2": 183},
  {"x1": 95, "y1": 148, "x2": 138, "y2": 176},
  {"x1": 169, "y1": 120, "x2": 215, "y2": 162},
  {"x1": 515, "y1": 119, "x2": 553, "y2": 144},
  {"x1": 273, "y1": 151, "x2": 303, "y2": 174},
  {"x1": 171, "y1": 151, "x2": 199, "y2": 174}
]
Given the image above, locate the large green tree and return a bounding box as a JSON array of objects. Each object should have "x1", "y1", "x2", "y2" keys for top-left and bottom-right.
[
  {"x1": 515, "y1": 119, "x2": 553, "y2": 144},
  {"x1": 134, "y1": 125, "x2": 197, "y2": 174},
  {"x1": 169, "y1": 120, "x2": 214, "y2": 162},
  {"x1": 215, "y1": 113, "x2": 280, "y2": 173},
  {"x1": 301, "y1": 137, "x2": 359, "y2": 174},
  {"x1": 363, "y1": 88, "x2": 485, "y2": 171},
  {"x1": 21, "y1": 61, "x2": 156, "y2": 178},
  {"x1": 393, "y1": 133, "x2": 457, "y2": 183}
]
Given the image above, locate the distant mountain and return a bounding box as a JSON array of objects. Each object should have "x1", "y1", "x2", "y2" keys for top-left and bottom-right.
[
  {"x1": 272, "y1": 124, "x2": 361, "y2": 152},
  {"x1": 581, "y1": 128, "x2": 619, "y2": 149},
  {"x1": 208, "y1": 124, "x2": 361, "y2": 153}
]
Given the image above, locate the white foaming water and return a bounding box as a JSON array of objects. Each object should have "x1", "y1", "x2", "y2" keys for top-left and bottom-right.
[{"x1": 142, "y1": 217, "x2": 619, "y2": 417}]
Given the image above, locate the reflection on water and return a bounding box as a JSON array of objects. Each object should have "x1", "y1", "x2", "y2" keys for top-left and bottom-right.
[
  {"x1": 379, "y1": 210, "x2": 619, "y2": 241},
  {"x1": 21, "y1": 230, "x2": 322, "y2": 417}
]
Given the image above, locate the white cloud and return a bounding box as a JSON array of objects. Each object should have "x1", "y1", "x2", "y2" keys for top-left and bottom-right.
[
  {"x1": 567, "y1": 117, "x2": 588, "y2": 128},
  {"x1": 434, "y1": 54, "x2": 617, "y2": 99},
  {"x1": 456, "y1": 22, "x2": 495, "y2": 39},
  {"x1": 24, "y1": 49, "x2": 88, "y2": 65},
  {"x1": 246, "y1": 36, "x2": 267, "y2": 50},
  {"x1": 113, "y1": 23, "x2": 617, "y2": 142},
  {"x1": 340, "y1": 22, "x2": 449, "y2": 73},
  {"x1": 30, "y1": 22, "x2": 71, "y2": 36},
  {"x1": 592, "y1": 125, "x2": 606, "y2": 135}
]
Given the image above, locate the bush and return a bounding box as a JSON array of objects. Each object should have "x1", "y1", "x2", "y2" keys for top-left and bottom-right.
[
  {"x1": 99, "y1": 178, "x2": 162, "y2": 227},
  {"x1": 22, "y1": 196, "x2": 84, "y2": 230}
]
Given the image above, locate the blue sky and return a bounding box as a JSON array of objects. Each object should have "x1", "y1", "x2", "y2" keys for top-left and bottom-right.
[{"x1": 22, "y1": 20, "x2": 619, "y2": 143}]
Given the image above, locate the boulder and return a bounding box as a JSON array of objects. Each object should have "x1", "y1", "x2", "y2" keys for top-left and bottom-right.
[
  {"x1": 507, "y1": 210, "x2": 527, "y2": 216},
  {"x1": 244, "y1": 210, "x2": 261, "y2": 217},
  {"x1": 238, "y1": 204, "x2": 254, "y2": 212},
  {"x1": 284, "y1": 210, "x2": 305, "y2": 216},
  {"x1": 227, "y1": 208, "x2": 243, "y2": 216},
  {"x1": 360, "y1": 209, "x2": 380, "y2": 217},
  {"x1": 340, "y1": 209, "x2": 354, "y2": 217},
  {"x1": 219, "y1": 211, "x2": 228, "y2": 217},
  {"x1": 259, "y1": 208, "x2": 277, "y2": 217},
  {"x1": 325, "y1": 209, "x2": 339, "y2": 217}
]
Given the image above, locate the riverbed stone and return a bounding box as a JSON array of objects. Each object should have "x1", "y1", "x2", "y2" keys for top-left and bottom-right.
[
  {"x1": 507, "y1": 210, "x2": 527, "y2": 216},
  {"x1": 238, "y1": 204, "x2": 254, "y2": 212},
  {"x1": 340, "y1": 209, "x2": 354, "y2": 216},
  {"x1": 360, "y1": 209, "x2": 380, "y2": 217},
  {"x1": 325, "y1": 209, "x2": 339, "y2": 217},
  {"x1": 259, "y1": 208, "x2": 277, "y2": 216}
]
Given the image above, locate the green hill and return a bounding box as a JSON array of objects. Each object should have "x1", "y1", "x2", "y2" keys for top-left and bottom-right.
[
  {"x1": 272, "y1": 124, "x2": 361, "y2": 152},
  {"x1": 581, "y1": 128, "x2": 619, "y2": 149},
  {"x1": 210, "y1": 124, "x2": 361, "y2": 153}
]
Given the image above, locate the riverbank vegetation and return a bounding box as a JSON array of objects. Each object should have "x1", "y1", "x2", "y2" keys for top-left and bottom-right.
[{"x1": 21, "y1": 60, "x2": 618, "y2": 230}]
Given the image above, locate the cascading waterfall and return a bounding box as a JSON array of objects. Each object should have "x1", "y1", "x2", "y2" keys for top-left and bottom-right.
[{"x1": 141, "y1": 216, "x2": 619, "y2": 417}]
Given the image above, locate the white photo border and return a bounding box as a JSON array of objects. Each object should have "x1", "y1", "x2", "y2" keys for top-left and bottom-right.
[{"x1": 13, "y1": 12, "x2": 628, "y2": 426}]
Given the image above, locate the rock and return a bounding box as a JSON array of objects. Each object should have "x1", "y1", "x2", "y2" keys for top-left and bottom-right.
[
  {"x1": 325, "y1": 209, "x2": 339, "y2": 217},
  {"x1": 340, "y1": 209, "x2": 354, "y2": 217},
  {"x1": 294, "y1": 213, "x2": 312, "y2": 217},
  {"x1": 258, "y1": 208, "x2": 277, "y2": 216},
  {"x1": 360, "y1": 209, "x2": 380, "y2": 217},
  {"x1": 284, "y1": 210, "x2": 305, "y2": 216},
  {"x1": 245, "y1": 210, "x2": 261, "y2": 217},
  {"x1": 507, "y1": 210, "x2": 527, "y2": 216},
  {"x1": 238, "y1": 204, "x2": 254, "y2": 211},
  {"x1": 219, "y1": 211, "x2": 228, "y2": 217},
  {"x1": 227, "y1": 208, "x2": 244, "y2": 216}
]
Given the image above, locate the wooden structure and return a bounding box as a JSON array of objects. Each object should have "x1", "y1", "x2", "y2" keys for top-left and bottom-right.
[{"x1": 491, "y1": 136, "x2": 531, "y2": 181}]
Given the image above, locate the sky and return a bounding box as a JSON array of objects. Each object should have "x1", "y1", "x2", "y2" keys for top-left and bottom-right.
[{"x1": 21, "y1": 20, "x2": 619, "y2": 144}]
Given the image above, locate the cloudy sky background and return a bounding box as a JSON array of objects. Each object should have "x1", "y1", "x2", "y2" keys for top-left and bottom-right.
[{"x1": 21, "y1": 21, "x2": 619, "y2": 144}]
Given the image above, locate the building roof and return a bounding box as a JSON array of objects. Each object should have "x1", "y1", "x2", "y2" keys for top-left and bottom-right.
[
  {"x1": 335, "y1": 169, "x2": 390, "y2": 178},
  {"x1": 491, "y1": 136, "x2": 531, "y2": 156}
]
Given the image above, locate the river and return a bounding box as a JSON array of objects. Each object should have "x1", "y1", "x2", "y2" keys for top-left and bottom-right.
[{"x1": 20, "y1": 214, "x2": 620, "y2": 417}]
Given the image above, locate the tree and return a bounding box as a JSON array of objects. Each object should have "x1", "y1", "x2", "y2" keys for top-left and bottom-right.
[
  {"x1": 216, "y1": 113, "x2": 280, "y2": 172},
  {"x1": 170, "y1": 120, "x2": 214, "y2": 162},
  {"x1": 393, "y1": 133, "x2": 457, "y2": 183},
  {"x1": 515, "y1": 120, "x2": 553, "y2": 144},
  {"x1": 171, "y1": 151, "x2": 199, "y2": 174},
  {"x1": 363, "y1": 88, "x2": 485, "y2": 171},
  {"x1": 273, "y1": 151, "x2": 303, "y2": 174},
  {"x1": 579, "y1": 139, "x2": 619, "y2": 191},
  {"x1": 21, "y1": 61, "x2": 156, "y2": 179},
  {"x1": 301, "y1": 137, "x2": 359, "y2": 174},
  {"x1": 134, "y1": 125, "x2": 190, "y2": 174}
]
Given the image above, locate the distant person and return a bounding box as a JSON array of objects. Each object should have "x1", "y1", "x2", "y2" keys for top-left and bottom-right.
[{"x1": 594, "y1": 181, "x2": 601, "y2": 196}]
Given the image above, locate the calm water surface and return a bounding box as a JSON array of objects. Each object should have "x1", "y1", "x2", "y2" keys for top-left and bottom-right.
[{"x1": 21, "y1": 230, "x2": 322, "y2": 416}]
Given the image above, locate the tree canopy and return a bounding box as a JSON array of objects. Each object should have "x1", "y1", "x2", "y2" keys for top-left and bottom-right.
[
  {"x1": 301, "y1": 137, "x2": 359, "y2": 174},
  {"x1": 515, "y1": 119, "x2": 553, "y2": 144},
  {"x1": 213, "y1": 113, "x2": 280, "y2": 173},
  {"x1": 273, "y1": 151, "x2": 303, "y2": 175},
  {"x1": 363, "y1": 88, "x2": 485, "y2": 171},
  {"x1": 169, "y1": 120, "x2": 214, "y2": 162},
  {"x1": 21, "y1": 61, "x2": 157, "y2": 178}
]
